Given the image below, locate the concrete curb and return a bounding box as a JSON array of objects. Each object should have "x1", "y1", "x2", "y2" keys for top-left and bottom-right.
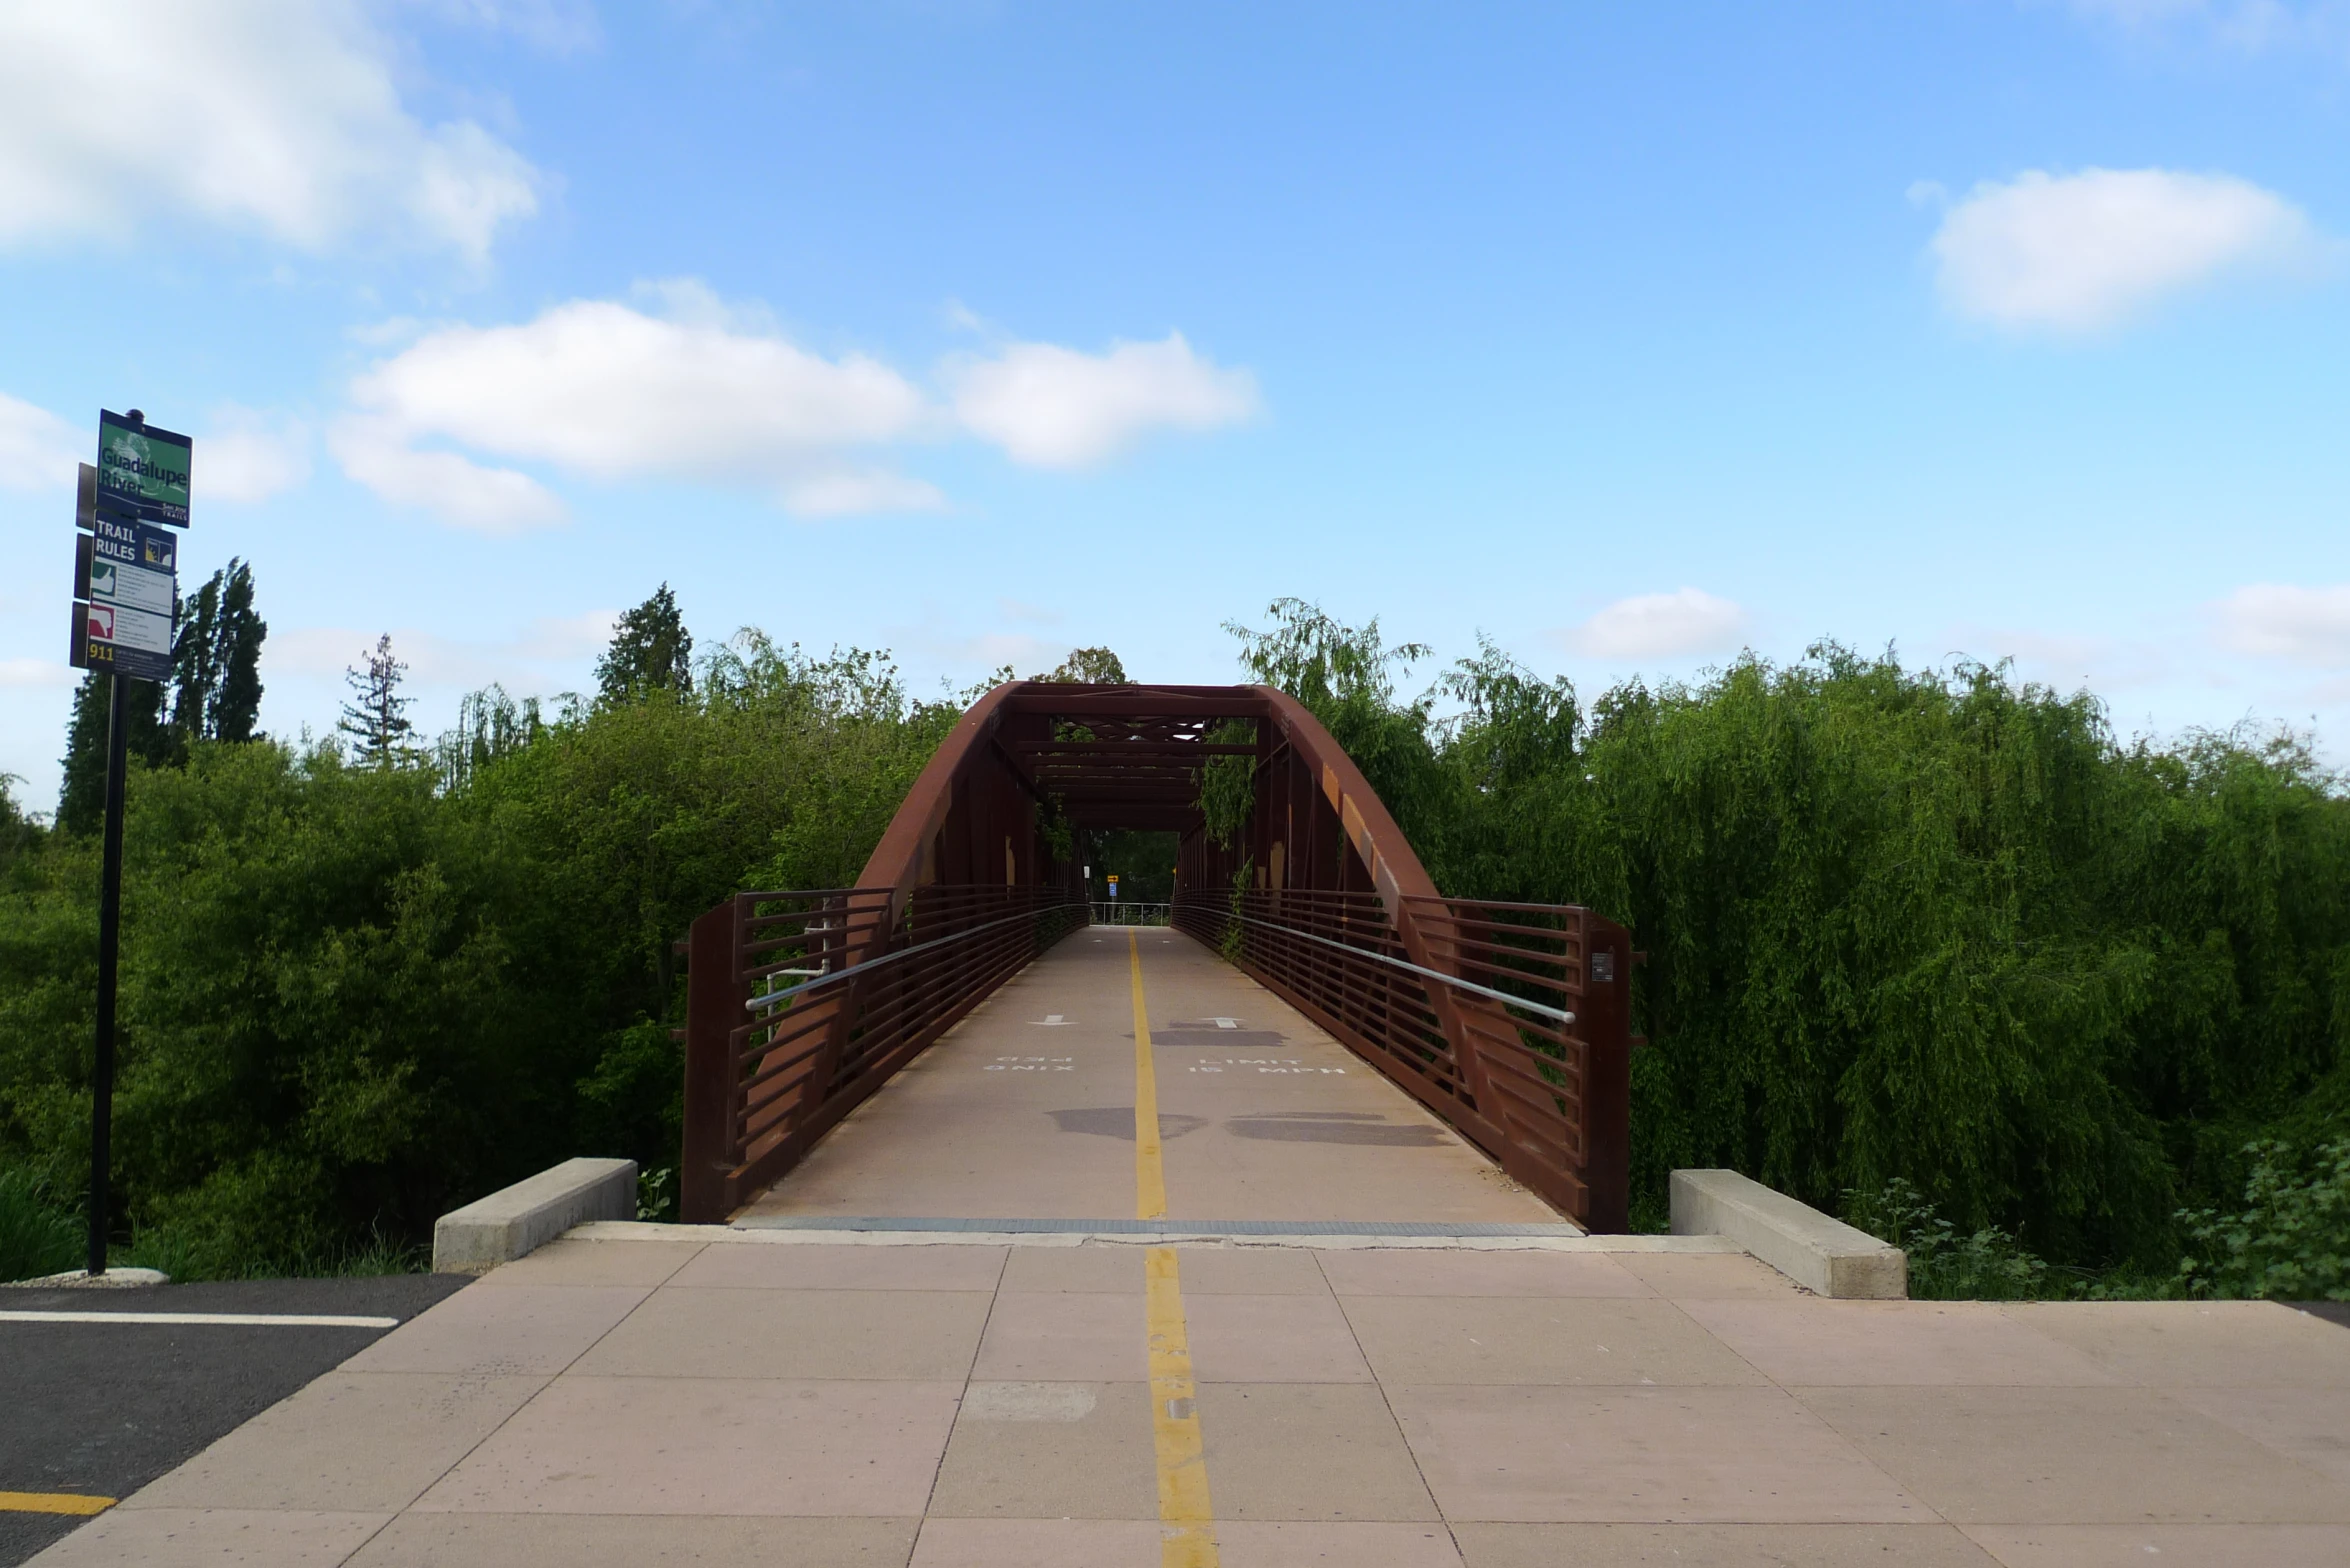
[
  {"x1": 1669, "y1": 1168, "x2": 1906, "y2": 1298},
  {"x1": 3, "y1": 1266, "x2": 170, "y2": 1289},
  {"x1": 432, "y1": 1157, "x2": 637, "y2": 1274},
  {"x1": 567, "y1": 1220, "x2": 1746, "y2": 1253}
]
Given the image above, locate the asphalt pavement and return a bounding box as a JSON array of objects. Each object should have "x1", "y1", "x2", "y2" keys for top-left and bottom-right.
[{"x1": 0, "y1": 1274, "x2": 467, "y2": 1566}]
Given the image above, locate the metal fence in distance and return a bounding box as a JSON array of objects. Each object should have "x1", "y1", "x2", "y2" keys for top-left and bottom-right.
[{"x1": 1089, "y1": 901, "x2": 1172, "y2": 926}]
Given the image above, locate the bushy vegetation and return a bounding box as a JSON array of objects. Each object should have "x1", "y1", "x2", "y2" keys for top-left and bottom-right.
[
  {"x1": 0, "y1": 1167, "x2": 81, "y2": 1282},
  {"x1": 0, "y1": 630, "x2": 959, "y2": 1278},
  {"x1": 1227, "y1": 601, "x2": 2350, "y2": 1277},
  {"x1": 5, "y1": 591, "x2": 2345, "y2": 1293}
]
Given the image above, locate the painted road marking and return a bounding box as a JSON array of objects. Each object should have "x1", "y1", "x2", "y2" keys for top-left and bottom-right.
[
  {"x1": 1210, "y1": 1017, "x2": 1239, "y2": 1029},
  {"x1": 1128, "y1": 930, "x2": 1220, "y2": 1568},
  {"x1": 1147, "y1": 1246, "x2": 1217, "y2": 1567},
  {"x1": 0, "y1": 1312, "x2": 400, "y2": 1328},
  {"x1": 0, "y1": 1493, "x2": 115, "y2": 1516},
  {"x1": 1035, "y1": 1014, "x2": 1074, "y2": 1026},
  {"x1": 1130, "y1": 930, "x2": 1167, "y2": 1223}
]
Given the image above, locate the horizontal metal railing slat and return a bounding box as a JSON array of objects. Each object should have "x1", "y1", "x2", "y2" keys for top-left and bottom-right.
[{"x1": 1172, "y1": 885, "x2": 1630, "y2": 1230}]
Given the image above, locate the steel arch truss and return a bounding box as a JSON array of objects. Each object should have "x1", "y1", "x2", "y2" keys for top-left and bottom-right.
[{"x1": 680, "y1": 681, "x2": 1632, "y2": 1229}]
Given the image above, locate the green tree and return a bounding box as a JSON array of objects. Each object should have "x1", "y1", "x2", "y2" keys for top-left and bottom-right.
[
  {"x1": 337, "y1": 635, "x2": 416, "y2": 767},
  {"x1": 57, "y1": 560, "x2": 268, "y2": 833},
  {"x1": 1035, "y1": 647, "x2": 1128, "y2": 684},
  {"x1": 597, "y1": 584, "x2": 693, "y2": 704},
  {"x1": 56, "y1": 673, "x2": 168, "y2": 835},
  {"x1": 173, "y1": 560, "x2": 267, "y2": 745}
]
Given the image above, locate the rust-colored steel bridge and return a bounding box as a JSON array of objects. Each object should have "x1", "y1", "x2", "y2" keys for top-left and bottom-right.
[{"x1": 679, "y1": 681, "x2": 1634, "y2": 1229}]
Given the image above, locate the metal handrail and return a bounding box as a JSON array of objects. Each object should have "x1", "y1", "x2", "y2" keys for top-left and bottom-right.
[
  {"x1": 745, "y1": 899, "x2": 1086, "y2": 1011},
  {"x1": 1216, "y1": 908, "x2": 1575, "y2": 1026},
  {"x1": 1089, "y1": 900, "x2": 1172, "y2": 922}
]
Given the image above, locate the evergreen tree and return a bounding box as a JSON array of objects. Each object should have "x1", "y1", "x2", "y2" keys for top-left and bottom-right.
[
  {"x1": 57, "y1": 559, "x2": 269, "y2": 831},
  {"x1": 173, "y1": 559, "x2": 267, "y2": 745},
  {"x1": 56, "y1": 673, "x2": 169, "y2": 835},
  {"x1": 337, "y1": 635, "x2": 416, "y2": 766},
  {"x1": 596, "y1": 584, "x2": 693, "y2": 704}
]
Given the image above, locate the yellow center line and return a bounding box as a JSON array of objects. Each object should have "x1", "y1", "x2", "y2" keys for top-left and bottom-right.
[
  {"x1": 0, "y1": 1492, "x2": 116, "y2": 1516},
  {"x1": 1128, "y1": 930, "x2": 1219, "y2": 1568},
  {"x1": 1130, "y1": 928, "x2": 1167, "y2": 1222}
]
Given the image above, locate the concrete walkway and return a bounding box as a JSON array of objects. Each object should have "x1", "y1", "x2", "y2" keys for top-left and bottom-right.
[
  {"x1": 28, "y1": 928, "x2": 2350, "y2": 1566},
  {"x1": 740, "y1": 926, "x2": 1557, "y2": 1228},
  {"x1": 32, "y1": 1233, "x2": 2350, "y2": 1567}
]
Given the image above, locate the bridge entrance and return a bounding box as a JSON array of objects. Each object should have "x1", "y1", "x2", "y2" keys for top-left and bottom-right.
[
  {"x1": 680, "y1": 682, "x2": 1633, "y2": 1230},
  {"x1": 736, "y1": 926, "x2": 1563, "y2": 1231}
]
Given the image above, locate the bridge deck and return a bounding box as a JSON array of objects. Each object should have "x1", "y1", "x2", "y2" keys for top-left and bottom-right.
[{"x1": 737, "y1": 926, "x2": 1561, "y2": 1229}]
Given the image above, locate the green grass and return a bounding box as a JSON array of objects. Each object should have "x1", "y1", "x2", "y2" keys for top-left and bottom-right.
[
  {"x1": 120, "y1": 1224, "x2": 428, "y2": 1282},
  {"x1": 0, "y1": 1168, "x2": 84, "y2": 1282}
]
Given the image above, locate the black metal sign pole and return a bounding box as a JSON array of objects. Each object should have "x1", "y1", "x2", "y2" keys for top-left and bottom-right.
[{"x1": 88, "y1": 670, "x2": 131, "y2": 1276}]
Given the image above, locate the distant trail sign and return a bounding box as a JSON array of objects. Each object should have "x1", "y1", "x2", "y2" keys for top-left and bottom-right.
[{"x1": 96, "y1": 407, "x2": 192, "y2": 527}]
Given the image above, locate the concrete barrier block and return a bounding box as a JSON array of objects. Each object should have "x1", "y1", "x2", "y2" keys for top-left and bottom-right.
[
  {"x1": 433, "y1": 1157, "x2": 638, "y2": 1274},
  {"x1": 1670, "y1": 1168, "x2": 1906, "y2": 1299}
]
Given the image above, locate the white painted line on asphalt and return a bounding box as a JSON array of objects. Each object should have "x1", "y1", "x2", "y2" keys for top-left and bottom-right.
[{"x1": 0, "y1": 1311, "x2": 400, "y2": 1328}]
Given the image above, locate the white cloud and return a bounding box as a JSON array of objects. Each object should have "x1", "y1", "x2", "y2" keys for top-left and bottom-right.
[
  {"x1": 200, "y1": 407, "x2": 312, "y2": 504},
  {"x1": 946, "y1": 332, "x2": 1260, "y2": 468},
  {"x1": 333, "y1": 289, "x2": 1263, "y2": 524},
  {"x1": 335, "y1": 291, "x2": 934, "y2": 526},
  {"x1": 2067, "y1": 0, "x2": 2350, "y2": 55},
  {"x1": 2212, "y1": 583, "x2": 2350, "y2": 667},
  {"x1": 1948, "y1": 624, "x2": 2174, "y2": 691},
  {"x1": 417, "y1": 0, "x2": 602, "y2": 54},
  {"x1": 1928, "y1": 167, "x2": 2322, "y2": 332},
  {"x1": 782, "y1": 470, "x2": 947, "y2": 518},
  {"x1": 1561, "y1": 589, "x2": 1750, "y2": 660},
  {"x1": 0, "y1": 392, "x2": 79, "y2": 491},
  {"x1": 269, "y1": 609, "x2": 616, "y2": 688},
  {"x1": 328, "y1": 415, "x2": 567, "y2": 534},
  {"x1": 0, "y1": 1, "x2": 538, "y2": 260}
]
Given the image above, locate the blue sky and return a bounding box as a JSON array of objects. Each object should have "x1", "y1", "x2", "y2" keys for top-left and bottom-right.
[{"x1": 5, "y1": 1, "x2": 2350, "y2": 811}]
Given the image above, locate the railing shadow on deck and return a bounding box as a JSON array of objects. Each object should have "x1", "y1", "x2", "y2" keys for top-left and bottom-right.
[
  {"x1": 1173, "y1": 887, "x2": 1634, "y2": 1231},
  {"x1": 676, "y1": 882, "x2": 1633, "y2": 1230},
  {"x1": 678, "y1": 884, "x2": 1086, "y2": 1222}
]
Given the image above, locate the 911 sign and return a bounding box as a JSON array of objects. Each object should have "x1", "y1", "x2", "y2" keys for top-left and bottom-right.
[{"x1": 70, "y1": 494, "x2": 178, "y2": 682}]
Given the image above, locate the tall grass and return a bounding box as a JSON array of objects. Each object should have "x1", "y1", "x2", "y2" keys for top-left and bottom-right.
[{"x1": 0, "y1": 1168, "x2": 82, "y2": 1281}]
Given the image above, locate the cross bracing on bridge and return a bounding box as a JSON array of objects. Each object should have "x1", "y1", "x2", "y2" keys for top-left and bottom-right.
[{"x1": 679, "y1": 681, "x2": 1635, "y2": 1229}]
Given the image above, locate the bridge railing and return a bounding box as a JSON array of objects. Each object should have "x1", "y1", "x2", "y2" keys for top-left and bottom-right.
[
  {"x1": 1172, "y1": 886, "x2": 1633, "y2": 1230},
  {"x1": 680, "y1": 883, "x2": 1087, "y2": 1221},
  {"x1": 1089, "y1": 901, "x2": 1172, "y2": 926}
]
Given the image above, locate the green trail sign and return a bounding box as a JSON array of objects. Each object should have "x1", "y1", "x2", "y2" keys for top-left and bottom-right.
[{"x1": 96, "y1": 408, "x2": 192, "y2": 527}]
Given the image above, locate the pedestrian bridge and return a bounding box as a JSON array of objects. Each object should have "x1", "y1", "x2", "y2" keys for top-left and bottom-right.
[
  {"x1": 33, "y1": 683, "x2": 2350, "y2": 1568},
  {"x1": 680, "y1": 680, "x2": 1635, "y2": 1232}
]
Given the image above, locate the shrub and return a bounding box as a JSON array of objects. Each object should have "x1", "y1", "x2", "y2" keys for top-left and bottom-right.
[
  {"x1": 2177, "y1": 1140, "x2": 2350, "y2": 1301},
  {"x1": 1844, "y1": 1177, "x2": 2072, "y2": 1300}
]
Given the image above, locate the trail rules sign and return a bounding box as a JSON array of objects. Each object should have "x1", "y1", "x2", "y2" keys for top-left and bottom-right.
[{"x1": 71, "y1": 515, "x2": 179, "y2": 682}]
